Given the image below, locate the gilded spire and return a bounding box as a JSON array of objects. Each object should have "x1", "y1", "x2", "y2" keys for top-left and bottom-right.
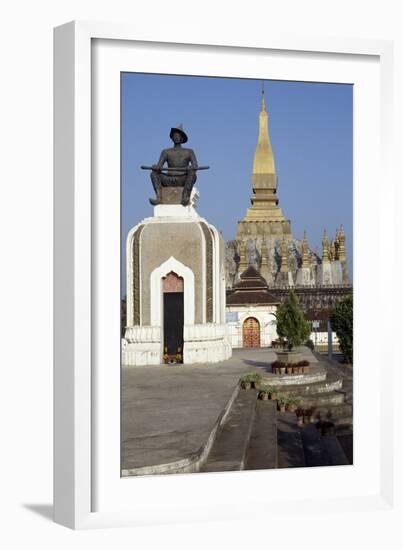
[
  {"x1": 322, "y1": 229, "x2": 329, "y2": 263},
  {"x1": 253, "y1": 87, "x2": 276, "y2": 177},
  {"x1": 329, "y1": 239, "x2": 336, "y2": 261},
  {"x1": 334, "y1": 229, "x2": 340, "y2": 260},
  {"x1": 338, "y1": 225, "x2": 346, "y2": 262},
  {"x1": 261, "y1": 81, "x2": 266, "y2": 111},
  {"x1": 302, "y1": 230, "x2": 310, "y2": 268},
  {"x1": 280, "y1": 237, "x2": 289, "y2": 272}
]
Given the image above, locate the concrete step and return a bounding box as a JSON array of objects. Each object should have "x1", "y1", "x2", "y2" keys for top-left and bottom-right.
[
  {"x1": 263, "y1": 366, "x2": 327, "y2": 387},
  {"x1": 337, "y1": 433, "x2": 353, "y2": 464},
  {"x1": 311, "y1": 403, "x2": 353, "y2": 425},
  {"x1": 300, "y1": 424, "x2": 350, "y2": 467},
  {"x1": 272, "y1": 376, "x2": 343, "y2": 398},
  {"x1": 201, "y1": 389, "x2": 257, "y2": 472},
  {"x1": 277, "y1": 412, "x2": 306, "y2": 468},
  {"x1": 300, "y1": 424, "x2": 324, "y2": 466},
  {"x1": 298, "y1": 391, "x2": 345, "y2": 407},
  {"x1": 244, "y1": 399, "x2": 278, "y2": 470},
  {"x1": 321, "y1": 435, "x2": 350, "y2": 466}
]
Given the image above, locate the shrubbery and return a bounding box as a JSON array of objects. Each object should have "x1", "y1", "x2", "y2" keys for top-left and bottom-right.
[
  {"x1": 330, "y1": 294, "x2": 353, "y2": 364},
  {"x1": 275, "y1": 290, "x2": 311, "y2": 351}
]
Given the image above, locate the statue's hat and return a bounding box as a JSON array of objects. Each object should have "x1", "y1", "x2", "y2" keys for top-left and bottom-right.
[{"x1": 169, "y1": 124, "x2": 188, "y2": 143}]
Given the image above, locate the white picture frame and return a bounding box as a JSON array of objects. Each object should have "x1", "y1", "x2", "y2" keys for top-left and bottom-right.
[{"x1": 54, "y1": 21, "x2": 396, "y2": 530}]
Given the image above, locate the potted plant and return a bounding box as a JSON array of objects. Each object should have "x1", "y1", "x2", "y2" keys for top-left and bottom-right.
[
  {"x1": 258, "y1": 385, "x2": 271, "y2": 400},
  {"x1": 277, "y1": 395, "x2": 287, "y2": 413},
  {"x1": 249, "y1": 372, "x2": 263, "y2": 389},
  {"x1": 279, "y1": 362, "x2": 286, "y2": 375},
  {"x1": 296, "y1": 407, "x2": 304, "y2": 426},
  {"x1": 303, "y1": 407, "x2": 313, "y2": 423},
  {"x1": 301, "y1": 359, "x2": 310, "y2": 373},
  {"x1": 287, "y1": 397, "x2": 300, "y2": 413},
  {"x1": 269, "y1": 387, "x2": 278, "y2": 400},
  {"x1": 240, "y1": 373, "x2": 253, "y2": 390},
  {"x1": 286, "y1": 362, "x2": 294, "y2": 375},
  {"x1": 271, "y1": 360, "x2": 280, "y2": 374},
  {"x1": 163, "y1": 347, "x2": 169, "y2": 364},
  {"x1": 175, "y1": 347, "x2": 183, "y2": 364}
]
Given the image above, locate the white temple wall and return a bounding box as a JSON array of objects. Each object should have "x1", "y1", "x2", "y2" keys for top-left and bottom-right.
[{"x1": 226, "y1": 305, "x2": 278, "y2": 348}]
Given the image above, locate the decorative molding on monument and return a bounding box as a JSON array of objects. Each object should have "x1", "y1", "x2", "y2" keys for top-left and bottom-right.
[
  {"x1": 150, "y1": 256, "x2": 195, "y2": 327},
  {"x1": 124, "y1": 325, "x2": 161, "y2": 343},
  {"x1": 125, "y1": 222, "x2": 145, "y2": 327},
  {"x1": 207, "y1": 223, "x2": 226, "y2": 325},
  {"x1": 236, "y1": 219, "x2": 292, "y2": 238},
  {"x1": 133, "y1": 224, "x2": 145, "y2": 325},
  {"x1": 183, "y1": 323, "x2": 227, "y2": 342},
  {"x1": 199, "y1": 222, "x2": 214, "y2": 323}
]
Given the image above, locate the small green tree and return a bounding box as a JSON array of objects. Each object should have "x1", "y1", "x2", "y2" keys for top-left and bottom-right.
[
  {"x1": 330, "y1": 294, "x2": 353, "y2": 364},
  {"x1": 275, "y1": 290, "x2": 310, "y2": 351}
]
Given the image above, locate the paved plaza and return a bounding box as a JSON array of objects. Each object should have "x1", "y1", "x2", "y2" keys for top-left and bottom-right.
[{"x1": 121, "y1": 347, "x2": 328, "y2": 474}]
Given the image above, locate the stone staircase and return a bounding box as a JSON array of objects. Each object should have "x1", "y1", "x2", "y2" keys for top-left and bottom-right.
[
  {"x1": 201, "y1": 353, "x2": 352, "y2": 472},
  {"x1": 263, "y1": 356, "x2": 353, "y2": 430},
  {"x1": 200, "y1": 389, "x2": 258, "y2": 472},
  {"x1": 201, "y1": 375, "x2": 352, "y2": 472}
]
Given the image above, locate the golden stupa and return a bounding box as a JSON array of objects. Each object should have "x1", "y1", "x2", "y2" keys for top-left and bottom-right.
[{"x1": 237, "y1": 87, "x2": 291, "y2": 239}]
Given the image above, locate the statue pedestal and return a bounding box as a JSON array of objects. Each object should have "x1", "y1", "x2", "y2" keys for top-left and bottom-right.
[
  {"x1": 160, "y1": 186, "x2": 183, "y2": 204},
  {"x1": 122, "y1": 205, "x2": 232, "y2": 366}
]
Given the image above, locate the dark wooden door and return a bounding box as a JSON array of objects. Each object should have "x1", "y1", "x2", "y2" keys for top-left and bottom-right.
[
  {"x1": 163, "y1": 292, "x2": 184, "y2": 359},
  {"x1": 243, "y1": 317, "x2": 260, "y2": 348}
]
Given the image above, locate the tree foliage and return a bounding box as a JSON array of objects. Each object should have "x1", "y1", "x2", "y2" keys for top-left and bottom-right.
[
  {"x1": 330, "y1": 294, "x2": 353, "y2": 364},
  {"x1": 276, "y1": 290, "x2": 310, "y2": 351}
]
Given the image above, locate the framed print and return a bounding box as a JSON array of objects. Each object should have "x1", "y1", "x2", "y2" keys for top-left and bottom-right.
[{"x1": 54, "y1": 21, "x2": 395, "y2": 529}]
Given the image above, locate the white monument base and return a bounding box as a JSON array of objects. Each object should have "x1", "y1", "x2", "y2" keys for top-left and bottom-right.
[
  {"x1": 124, "y1": 195, "x2": 232, "y2": 366},
  {"x1": 122, "y1": 323, "x2": 231, "y2": 366}
]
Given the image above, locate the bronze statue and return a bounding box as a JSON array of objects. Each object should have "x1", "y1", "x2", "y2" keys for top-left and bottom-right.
[{"x1": 141, "y1": 125, "x2": 209, "y2": 206}]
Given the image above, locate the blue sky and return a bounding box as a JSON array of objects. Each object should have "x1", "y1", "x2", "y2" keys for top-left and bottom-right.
[{"x1": 121, "y1": 73, "x2": 352, "y2": 292}]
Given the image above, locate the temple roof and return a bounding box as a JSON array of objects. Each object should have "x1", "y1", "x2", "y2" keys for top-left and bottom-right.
[{"x1": 226, "y1": 266, "x2": 279, "y2": 305}]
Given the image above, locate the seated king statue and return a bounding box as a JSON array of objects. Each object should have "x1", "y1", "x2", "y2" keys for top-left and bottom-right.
[{"x1": 149, "y1": 124, "x2": 199, "y2": 207}]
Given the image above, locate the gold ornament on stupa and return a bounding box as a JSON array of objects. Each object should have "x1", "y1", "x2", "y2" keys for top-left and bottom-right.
[
  {"x1": 261, "y1": 242, "x2": 269, "y2": 270},
  {"x1": 302, "y1": 230, "x2": 310, "y2": 268},
  {"x1": 329, "y1": 239, "x2": 336, "y2": 261},
  {"x1": 338, "y1": 225, "x2": 346, "y2": 262},
  {"x1": 322, "y1": 229, "x2": 329, "y2": 263},
  {"x1": 280, "y1": 237, "x2": 289, "y2": 272},
  {"x1": 334, "y1": 229, "x2": 340, "y2": 260}
]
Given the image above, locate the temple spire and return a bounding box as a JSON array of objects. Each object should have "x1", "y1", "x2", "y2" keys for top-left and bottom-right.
[
  {"x1": 253, "y1": 86, "x2": 275, "y2": 176},
  {"x1": 302, "y1": 230, "x2": 310, "y2": 268},
  {"x1": 338, "y1": 225, "x2": 346, "y2": 262},
  {"x1": 322, "y1": 229, "x2": 329, "y2": 263},
  {"x1": 280, "y1": 237, "x2": 289, "y2": 272},
  {"x1": 261, "y1": 81, "x2": 266, "y2": 111}
]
